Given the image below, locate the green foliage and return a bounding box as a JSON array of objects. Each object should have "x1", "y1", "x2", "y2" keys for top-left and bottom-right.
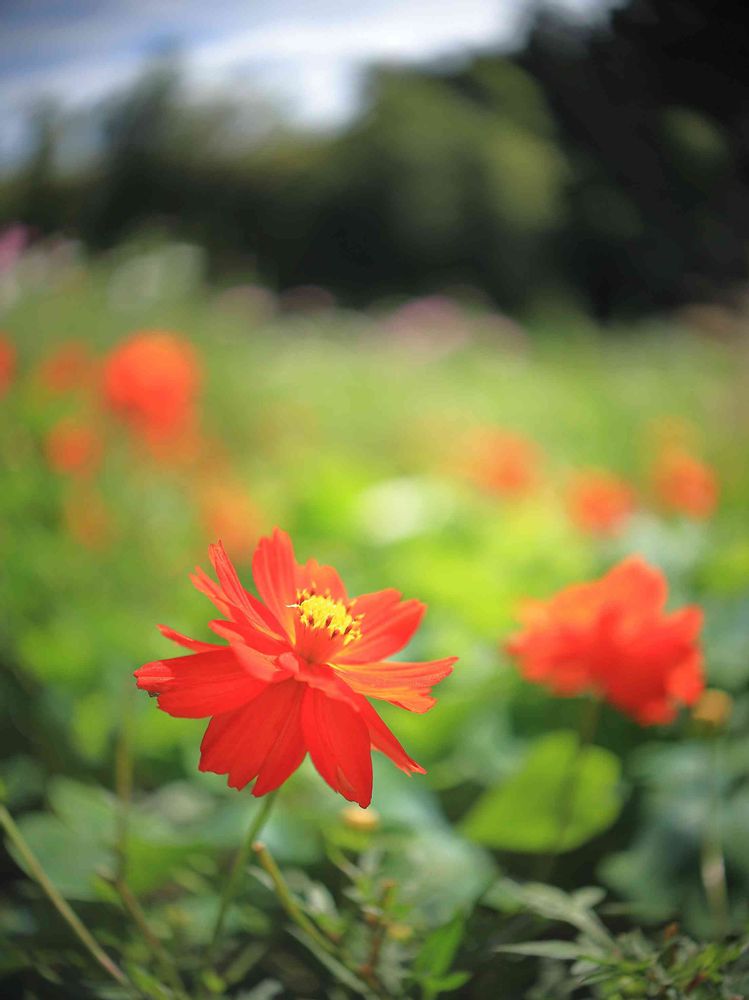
[
  {"x1": 462, "y1": 730, "x2": 623, "y2": 852},
  {"x1": 1, "y1": 251, "x2": 748, "y2": 995}
]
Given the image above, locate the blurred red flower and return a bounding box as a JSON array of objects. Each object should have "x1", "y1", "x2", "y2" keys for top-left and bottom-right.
[
  {"x1": 566, "y1": 469, "x2": 635, "y2": 536},
  {"x1": 463, "y1": 428, "x2": 541, "y2": 498},
  {"x1": 136, "y1": 529, "x2": 456, "y2": 807},
  {"x1": 102, "y1": 330, "x2": 201, "y2": 442},
  {"x1": 198, "y1": 482, "x2": 262, "y2": 561},
  {"x1": 63, "y1": 486, "x2": 112, "y2": 549},
  {"x1": 652, "y1": 447, "x2": 718, "y2": 519},
  {"x1": 45, "y1": 416, "x2": 103, "y2": 476},
  {"x1": 36, "y1": 340, "x2": 96, "y2": 396},
  {"x1": 0, "y1": 334, "x2": 16, "y2": 396},
  {"x1": 506, "y1": 557, "x2": 704, "y2": 725}
]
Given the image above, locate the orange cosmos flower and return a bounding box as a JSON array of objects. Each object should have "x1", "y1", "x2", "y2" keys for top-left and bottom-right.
[
  {"x1": 135, "y1": 529, "x2": 456, "y2": 807},
  {"x1": 36, "y1": 340, "x2": 96, "y2": 396},
  {"x1": 652, "y1": 448, "x2": 718, "y2": 520},
  {"x1": 566, "y1": 469, "x2": 635, "y2": 536},
  {"x1": 463, "y1": 428, "x2": 541, "y2": 498},
  {"x1": 506, "y1": 557, "x2": 704, "y2": 725},
  {"x1": 0, "y1": 334, "x2": 16, "y2": 397},
  {"x1": 102, "y1": 330, "x2": 201, "y2": 442},
  {"x1": 45, "y1": 417, "x2": 103, "y2": 476},
  {"x1": 198, "y1": 482, "x2": 262, "y2": 561}
]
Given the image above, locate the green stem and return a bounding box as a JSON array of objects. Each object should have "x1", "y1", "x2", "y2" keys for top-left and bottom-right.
[
  {"x1": 535, "y1": 697, "x2": 602, "y2": 881},
  {"x1": 252, "y1": 841, "x2": 336, "y2": 954},
  {"x1": 115, "y1": 683, "x2": 135, "y2": 881},
  {"x1": 113, "y1": 877, "x2": 188, "y2": 997},
  {"x1": 205, "y1": 791, "x2": 278, "y2": 963},
  {"x1": 0, "y1": 804, "x2": 133, "y2": 992},
  {"x1": 701, "y1": 737, "x2": 730, "y2": 938}
]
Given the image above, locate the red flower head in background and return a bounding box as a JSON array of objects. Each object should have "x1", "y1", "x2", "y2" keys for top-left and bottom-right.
[
  {"x1": 566, "y1": 469, "x2": 635, "y2": 536},
  {"x1": 652, "y1": 448, "x2": 719, "y2": 520},
  {"x1": 463, "y1": 428, "x2": 541, "y2": 499},
  {"x1": 0, "y1": 334, "x2": 16, "y2": 397},
  {"x1": 135, "y1": 529, "x2": 456, "y2": 807},
  {"x1": 102, "y1": 331, "x2": 201, "y2": 445},
  {"x1": 45, "y1": 416, "x2": 103, "y2": 477},
  {"x1": 36, "y1": 340, "x2": 96, "y2": 396},
  {"x1": 506, "y1": 557, "x2": 704, "y2": 725}
]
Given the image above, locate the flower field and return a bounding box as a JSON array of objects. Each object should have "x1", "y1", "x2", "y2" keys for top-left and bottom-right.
[{"x1": 2, "y1": 241, "x2": 749, "y2": 998}]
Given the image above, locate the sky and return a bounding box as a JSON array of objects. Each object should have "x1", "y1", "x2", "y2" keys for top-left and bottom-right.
[{"x1": 0, "y1": 0, "x2": 615, "y2": 165}]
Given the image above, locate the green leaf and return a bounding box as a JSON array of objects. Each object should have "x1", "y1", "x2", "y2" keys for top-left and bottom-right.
[
  {"x1": 413, "y1": 911, "x2": 466, "y2": 978},
  {"x1": 462, "y1": 731, "x2": 622, "y2": 852},
  {"x1": 496, "y1": 940, "x2": 594, "y2": 960},
  {"x1": 483, "y1": 879, "x2": 613, "y2": 949}
]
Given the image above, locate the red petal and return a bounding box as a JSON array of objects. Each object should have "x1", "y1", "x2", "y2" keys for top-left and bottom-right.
[
  {"x1": 210, "y1": 618, "x2": 290, "y2": 656},
  {"x1": 135, "y1": 649, "x2": 268, "y2": 717},
  {"x1": 356, "y1": 698, "x2": 425, "y2": 774},
  {"x1": 301, "y1": 686, "x2": 373, "y2": 807},
  {"x1": 158, "y1": 624, "x2": 219, "y2": 653},
  {"x1": 199, "y1": 678, "x2": 304, "y2": 790},
  {"x1": 335, "y1": 656, "x2": 455, "y2": 703},
  {"x1": 296, "y1": 558, "x2": 348, "y2": 601},
  {"x1": 337, "y1": 596, "x2": 426, "y2": 664},
  {"x1": 252, "y1": 528, "x2": 298, "y2": 635}
]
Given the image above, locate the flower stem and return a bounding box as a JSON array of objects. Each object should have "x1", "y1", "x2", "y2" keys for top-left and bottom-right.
[
  {"x1": 535, "y1": 696, "x2": 602, "y2": 881},
  {"x1": 0, "y1": 804, "x2": 133, "y2": 992},
  {"x1": 252, "y1": 841, "x2": 335, "y2": 954},
  {"x1": 113, "y1": 877, "x2": 188, "y2": 997},
  {"x1": 701, "y1": 737, "x2": 730, "y2": 938},
  {"x1": 206, "y1": 791, "x2": 278, "y2": 963}
]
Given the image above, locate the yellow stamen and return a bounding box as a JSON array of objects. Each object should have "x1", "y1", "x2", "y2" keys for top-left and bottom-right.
[{"x1": 295, "y1": 591, "x2": 361, "y2": 644}]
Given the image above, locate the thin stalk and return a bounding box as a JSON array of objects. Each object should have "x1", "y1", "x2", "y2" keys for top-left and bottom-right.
[
  {"x1": 535, "y1": 697, "x2": 602, "y2": 881},
  {"x1": 701, "y1": 737, "x2": 730, "y2": 938},
  {"x1": 0, "y1": 804, "x2": 133, "y2": 991},
  {"x1": 113, "y1": 878, "x2": 188, "y2": 997},
  {"x1": 115, "y1": 683, "x2": 135, "y2": 881},
  {"x1": 205, "y1": 791, "x2": 278, "y2": 963},
  {"x1": 252, "y1": 841, "x2": 336, "y2": 954}
]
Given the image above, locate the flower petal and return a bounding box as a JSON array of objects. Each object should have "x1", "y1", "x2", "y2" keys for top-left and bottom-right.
[
  {"x1": 356, "y1": 698, "x2": 425, "y2": 775},
  {"x1": 252, "y1": 528, "x2": 298, "y2": 635},
  {"x1": 199, "y1": 678, "x2": 305, "y2": 791},
  {"x1": 296, "y1": 558, "x2": 348, "y2": 601},
  {"x1": 301, "y1": 686, "x2": 373, "y2": 807},
  {"x1": 338, "y1": 594, "x2": 426, "y2": 664},
  {"x1": 158, "y1": 623, "x2": 219, "y2": 653},
  {"x1": 135, "y1": 649, "x2": 268, "y2": 717},
  {"x1": 334, "y1": 657, "x2": 456, "y2": 712}
]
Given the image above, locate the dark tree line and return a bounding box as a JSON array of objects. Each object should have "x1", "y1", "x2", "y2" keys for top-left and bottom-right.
[{"x1": 3, "y1": 0, "x2": 748, "y2": 319}]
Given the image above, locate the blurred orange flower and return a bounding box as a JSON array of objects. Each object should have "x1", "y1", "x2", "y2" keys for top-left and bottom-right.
[
  {"x1": 506, "y1": 556, "x2": 704, "y2": 725},
  {"x1": 36, "y1": 340, "x2": 96, "y2": 396},
  {"x1": 463, "y1": 428, "x2": 541, "y2": 498},
  {"x1": 102, "y1": 330, "x2": 201, "y2": 443},
  {"x1": 45, "y1": 416, "x2": 103, "y2": 476},
  {"x1": 566, "y1": 469, "x2": 635, "y2": 536},
  {"x1": 136, "y1": 528, "x2": 456, "y2": 807},
  {"x1": 63, "y1": 487, "x2": 112, "y2": 549},
  {"x1": 0, "y1": 334, "x2": 16, "y2": 396},
  {"x1": 198, "y1": 482, "x2": 262, "y2": 560},
  {"x1": 652, "y1": 447, "x2": 718, "y2": 519}
]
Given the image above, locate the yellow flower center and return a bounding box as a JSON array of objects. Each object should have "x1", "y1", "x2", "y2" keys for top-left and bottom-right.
[{"x1": 295, "y1": 591, "x2": 361, "y2": 645}]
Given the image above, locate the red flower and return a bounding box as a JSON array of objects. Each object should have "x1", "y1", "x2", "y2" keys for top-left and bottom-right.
[
  {"x1": 102, "y1": 331, "x2": 201, "y2": 442},
  {"x1": 566, "y1": 469, "x2": 635, "y2": 536},
  {"x1": 36, "y1": 340, "x2": 96, "y2": 396},
  {"x1": 135, "y1": 529, "x2": 456, "y2": 807},
  {"x1": 0, "y1": 334, "x2": 16, "y2": 397},
  {"x1": 652, "y1": 448, "x2": 718, "y2": 520},
  {"x1": 506, "y1": 557, "x2": 704, "y2": 725},
  {"x1": 463, "y1": 428, "x2": 541, "y2": 498},
  {"x1": 45, "y1": 417, "x2": 103, "y2": 476},
  {"x1": 198, "y1": 482, "x2": 262, "y2": 561}
]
